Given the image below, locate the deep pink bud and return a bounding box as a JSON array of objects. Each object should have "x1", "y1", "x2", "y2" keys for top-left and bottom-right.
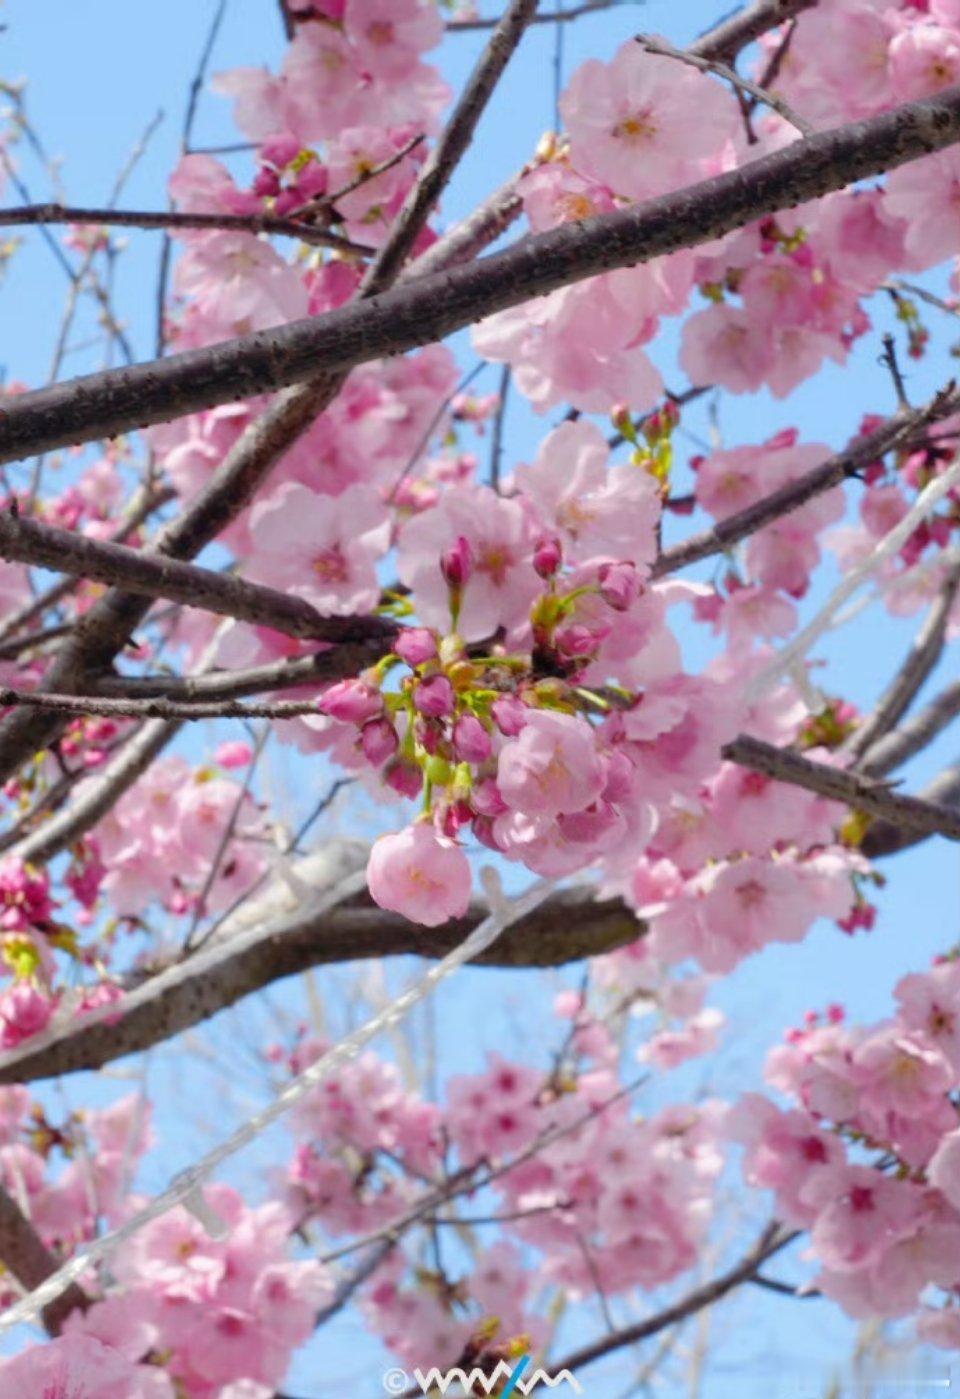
[
  {"x1": 440, "y1": 535, "x2": 473, "y2": 589},
  {"x1": 361, "y1": 717, "x2": 399, "y2": 767},
  {"x1": 471, "y1": 776, "x2": 507, "y2": 817},
  {"x1": 414, "y1": 718, "x2": 443, "y2": 754},
  {"x1": 260, "y1": 134, "x2": 302, "y2": 168},
  {"x1": 533, "y1": 535, "x2": 562, "y2": 579},
  {"x1": 453, "y1": 714, "x2": 492, "y2": 765},
  {"x1": 384, "y1": 759, "x2": 423, "y2": 799},
  {"x1": 491, "y1": 695, "x2": 527, "y2": 737},
  {"x1": 555, "y1": 623, "x2": 606, "y2": 657},
  {"x1": 216, "y1": 740, "x2": 254, "y2": 769},
  {"x1": 252, "y1": 168, "x2": 281, "y2": 198},
  {"x1": 598, "y1": 560, "x2": 641, "y2": 612},
  {"x1": 472, "y1": 815, "x2": 505, "y2": 853},
  {"x1": 414, "y1": 675, "x2": 456, "y2": 718},
  {"x1": 319, "y1": 679, "x2": 382, "y2": 724},
  {"x1": 394, "y1": 627, "x2": 438, "y2": 667}
]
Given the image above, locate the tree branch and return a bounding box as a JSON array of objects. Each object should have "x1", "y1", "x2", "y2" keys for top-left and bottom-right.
[
  {"x1": 1, "y1": 87, "x2": 959, "y2": 467},
  {"x1": 722, "y1": 733, "x2": 960, "y2": 842},
  {"x1": 0, "y1": 1186, "x2": 89, "y2": 1335},
  {"x1": 636, "y1": 32, "x2": 813, "y2": 136},
  {"x1": 859, "y1": 678, "x2": 960, "y2": 780},
  {"x1": 652, "y1": 387, "x2": 960, "y2": 578},
  {"x1": 448, "y1": 0, "x2": 635, "y2": 29},
  {"x1": 553, "y1": 1223, "x2": 799, "y2": 1374},
  {"x1": 0, "y1": 509, "x2": 398, "y2": 648},
  {"x1": 0, "y1": 883, "x2": 642, "y2": 1085},
  {"x1": 690, "y1": 0, "x2": 817, "y2": 61},
  {"x1": 91, "y1": 640, "x2": 392, "y2": 704},
  {"x1": 861, "y1": 762, "x2": 960, "y2": 858},
  {"x1": 843, "y1": 559, "x2": 960, "y2": 763},
  {"x1": 0, "y1": 202, "x2": 372, "y2": 254},
  {"x1": 0, "y1": 687, "x2": 331, "y2": 722}
]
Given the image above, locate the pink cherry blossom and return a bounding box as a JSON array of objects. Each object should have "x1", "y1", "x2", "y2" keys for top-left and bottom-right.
[{"x1": 367, "y1": 822, "x2": 471, "y2": 926}]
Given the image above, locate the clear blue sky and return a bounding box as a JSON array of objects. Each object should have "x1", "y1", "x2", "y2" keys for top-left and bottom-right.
[{"x1": 1, "y1": 1, "x2": 958, "y2": 1393}]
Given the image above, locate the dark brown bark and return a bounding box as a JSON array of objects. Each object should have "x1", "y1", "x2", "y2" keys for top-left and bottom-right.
[{"x1": 1, "y1": 87, "x2": 959, "y2": 468}]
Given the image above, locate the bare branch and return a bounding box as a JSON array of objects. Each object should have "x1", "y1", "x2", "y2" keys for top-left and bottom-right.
[
  {"x1": 690, "y1": 0, "x2": 817, "y2": 61},
  {"x1": 636, "y1": 33, "x2": 814, "y2": 136},
  {"x1": 858, "y1": 679, "x2": 960, "y2": 780},
  {"x1": 0, "y1": 883, "x2": 642, "y2": 1085},
  {"x1": 862, "y1": 762, "x2": 960, "y2": 858},
  {"x1": 448, "y1": 0, "x2": 636, "y2": 29},
  {"x1": 0, "y1": 509, "x2": 397, "y2": 647},
  {"x1": 0, "y1": 687, "x2": 332, "y2": 723},
  {"x1": 843, "y1": 559, "x2": 960, "y2": 763},
  {"x1": 0, "y1": 202, "x2": 373, "y2": 254},
  {"x1": 553, "y1": 1223, "x2": 799, "y2": 1374},
  {"x1": 1, "y1": 87, "x2": 959, "y2": 467},
  {"x1": 11, "y1": 717, "x2": 181, "y2": 866},
  {"x1": 652, "y1": 386, "x2": 960, "y2": 578},
  {"x1": 91, "y1": 640, "x2": 392, "y2": 704},
  {"x1": 0, "y1": 1186, "x2": 89, "y2": 1335},
  {"x1": 722, "y1": 733, "x2": 960, "y2": 842}
]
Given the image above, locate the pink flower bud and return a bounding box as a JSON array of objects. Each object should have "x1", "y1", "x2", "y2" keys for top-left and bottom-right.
[
  {"x1": 412, "y1": 717, "x2": 441, "y2": 755},
  {"x1": 472, "y1": 815, "x2": 505, "y2": 853},
  {"x1": 394, "y1": 627, "x2": 438, "y2": 667},
  {"x1": 555, "y1": 623, "x2": 606, "y2": 657},
  {"x1": 384, "y1": 759, "x2": 423, "y2": 799},
  {"x1": 414, "y1": 675, "x2": 456, "y2": 718},
  {"x1": 453, "y1": 714, "x2": 492, "y2": 764},
  {"x1": 215, "y1": 740, "x2": 254, "y2": 769},
  {"x1": 471, "y1": 776, "x2": 507, "y2": 817},
  {"x1": 319, "y1": 679, "x2": 382, "y2": 725},
  {"x1": 533, "y1": 535, "x2": 563, "y2": 579},
  {"x1": 491, "y1": 695, "x2": 527, "y2": 737},
  {"x1": 260, "y1": 134, "x2": 302, "y2": 169},
  {"x1": 598, "y1": 560, "x2": 641, "y2": 612},
  {"x1": 440, "y1": 535, "x2": 473, "y2": 589},
  {"x1": 360, "y1": 717, "x2": 399, "y2": 767}
]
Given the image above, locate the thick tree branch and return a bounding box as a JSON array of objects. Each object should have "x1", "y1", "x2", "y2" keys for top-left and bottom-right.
[
  {"x1": 0, "y1": 1186, "x2": 89, "y2": 1335},
  {"x1": 0, "y1": 202, "x2": 371, "y2": 254},
  {"x1": 652, "y1": 388, "x2": 960, "y2": 578},
  {"x1": 690, "y1": 0, "x2": 817, "y2": 61},
  {"x1": 1, "y1": 88, "x2": 959, "y2": 467},
  {"x1": 0, "y1": 509, "x2": 398, "y2": 648},
  {"x1": 723, "y1": 734, "x2": 960, "y2": 841},
  {"x1": 0, "y1": 885, "x2": 642, "y2": 1084}
]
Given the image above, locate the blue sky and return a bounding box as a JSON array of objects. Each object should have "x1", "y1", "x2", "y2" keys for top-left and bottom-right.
[{"x1": 1, "y1": 0, "x2": 959, "y2": 1393}]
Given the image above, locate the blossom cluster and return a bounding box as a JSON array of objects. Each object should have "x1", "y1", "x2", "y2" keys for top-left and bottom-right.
[{"x1": 730, "y1": 954, "x2": 960, "y2": 1337}]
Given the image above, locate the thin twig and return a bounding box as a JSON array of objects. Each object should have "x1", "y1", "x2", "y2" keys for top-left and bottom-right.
[
  {"x1": 636, "y1": 33, "x2": 814, "y2": 136},
  {"x1": 489, "y1": 364, "x2": 511, "y2": 491},
  {"x1": 0, "y1": 203, "x2": 374, "y2": 255},
  {"x1": 553, "y1": 1223, "x2": 799, "y2": 1374},
  {"x1": 448, "y1": 0, "x2": 635, "y2": 29}
]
